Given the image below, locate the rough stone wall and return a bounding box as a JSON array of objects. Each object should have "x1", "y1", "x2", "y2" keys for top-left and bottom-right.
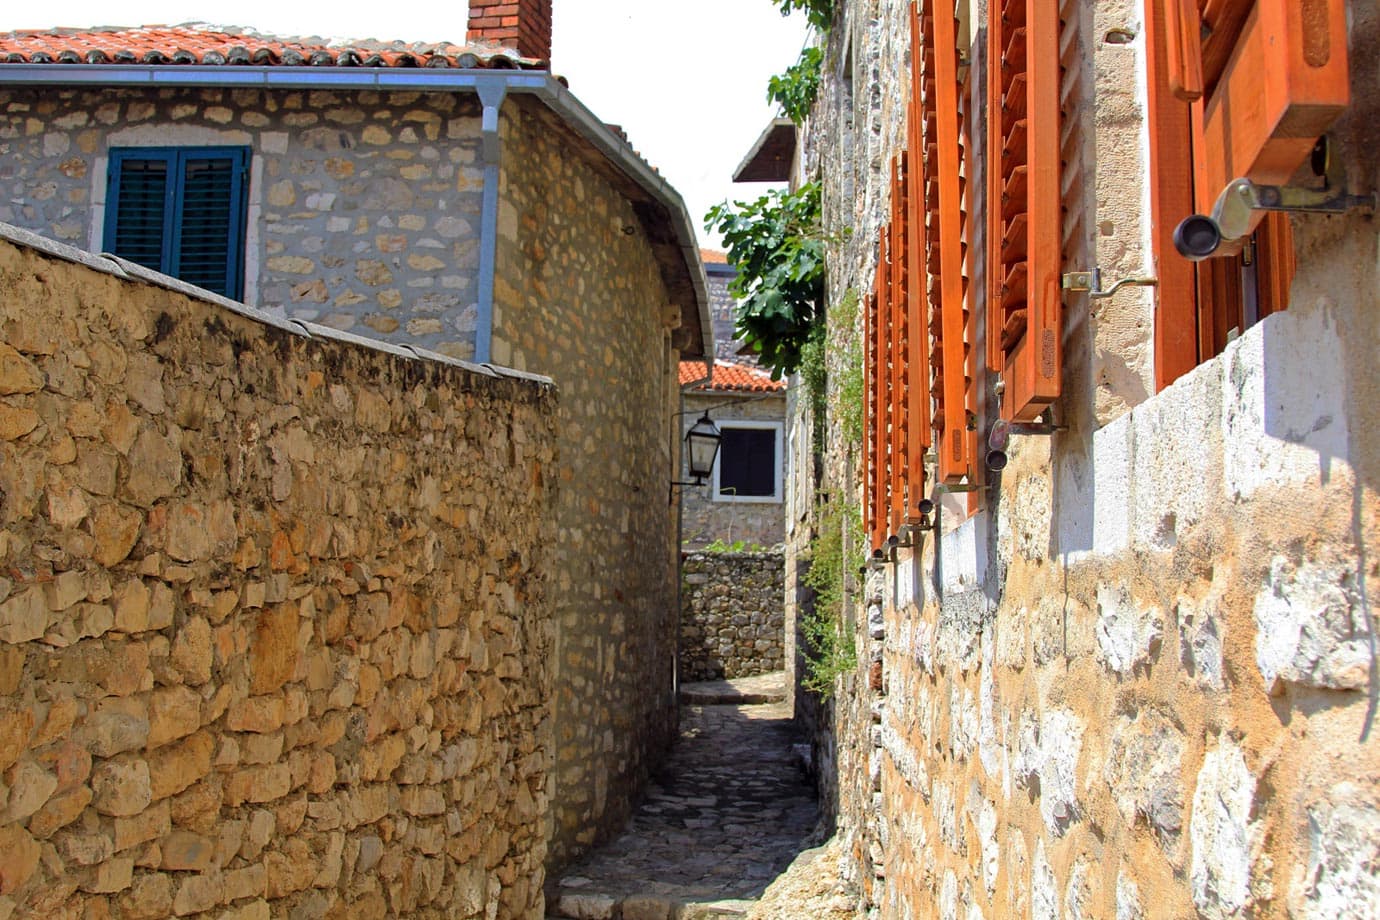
[
  {"x1": 491, "y1": 100, "x2": 681, "y2": 872},
  {"x1": 679, "y1": 390, "x2": 788, "y2": 550},
  {"x1": 680, "y1": 551, "x2": 786, "y2": 681},
  {"x1": 705, "y1": 264, "x2": 744, "y2": 365},
  {"x1": 0, "y1": 229, "x2": 558, "y2": 919},
  {"x1": 0, "y1": 86, "x2": 485, "y2": 357},
  {"x1": 800, "y1": 2, "x2": 1380, "y2": 918}
]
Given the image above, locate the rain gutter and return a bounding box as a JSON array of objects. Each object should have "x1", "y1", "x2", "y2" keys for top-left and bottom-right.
[{"x1": 0, "y1": 65, "x2": 714, "y2": 365}]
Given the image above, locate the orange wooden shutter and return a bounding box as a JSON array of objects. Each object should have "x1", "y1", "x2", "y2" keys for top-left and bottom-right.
[
  {"x1": 864, "y1": 279, "x2": 880, "y2": 551},
  {"x1": 902, "y1": 146, "x2": 932, "y2": 520},
  {"x1": 986, "y1": 0, "x2": 1062, "y2": 423},
  {"x1": 914, "y1": 0, "x2": 977, "y2": 482}
]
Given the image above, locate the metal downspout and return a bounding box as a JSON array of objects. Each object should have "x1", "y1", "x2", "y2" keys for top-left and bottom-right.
[{"x1": 474, "y1": 80, "x2": 507, "y2": 365}]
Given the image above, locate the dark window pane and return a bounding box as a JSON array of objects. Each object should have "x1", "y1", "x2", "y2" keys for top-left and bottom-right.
[{"x1": 719, "y1": 427, "x2": 777, "y2": 497}]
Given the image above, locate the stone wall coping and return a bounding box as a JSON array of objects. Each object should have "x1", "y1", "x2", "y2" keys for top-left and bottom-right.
[
  {"x1": 683, "y1": 550, "x2": 786, "y2": 561},
  {"x1": 0, "y1": 220, "x2": 554, "y2": 389}
]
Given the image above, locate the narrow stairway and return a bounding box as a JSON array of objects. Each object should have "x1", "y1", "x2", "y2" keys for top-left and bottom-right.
[{"x1": 548, "y1": 672, "x2": 817, "y2": 920}]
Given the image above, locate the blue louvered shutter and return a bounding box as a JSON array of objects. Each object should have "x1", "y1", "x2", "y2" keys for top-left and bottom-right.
[
  {"x1": 107, "y1": 154, "x2": 172, "y2": 274},
  {"x1": 105, "y1": 147, "x2": 249, "y2": 300}
]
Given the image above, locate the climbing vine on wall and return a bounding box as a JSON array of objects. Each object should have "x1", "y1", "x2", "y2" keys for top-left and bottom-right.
[
  {"x1": 800, "y1": 498, "x2": 861, "y2": 698},
  {"x1": 704, "y1": 183, "x2": 825, "y2": 379}
]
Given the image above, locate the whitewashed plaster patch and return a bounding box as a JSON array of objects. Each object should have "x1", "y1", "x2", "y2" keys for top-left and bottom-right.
[{"x1": 1254, "y1": 556, "x2": 1371, "y2": 692}]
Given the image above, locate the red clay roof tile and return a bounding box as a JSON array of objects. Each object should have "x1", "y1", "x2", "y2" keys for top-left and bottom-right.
[
  {"x1": 679, "y1": 359, "x2": 785, "y2": 393},
  {"x1": 0, "y1": 23, "x2": 541, "y2": 69}
]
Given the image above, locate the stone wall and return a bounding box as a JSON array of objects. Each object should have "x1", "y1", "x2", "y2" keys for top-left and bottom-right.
[
  {"x1": 0, "y1": 227, "x2": 558, "y2": 918},
  {"x1": 680, "y1": 551, "x2": 786, "y2": 681},
  {"x1": 494, "y1": 100, "x2": 682, "y2": 872},
  {"x1": 0, "y1": 86, "x2": 485, "y2": 357},
  {"x1": 797, "y1": 2, "x2": 1380, "y2": 918}
]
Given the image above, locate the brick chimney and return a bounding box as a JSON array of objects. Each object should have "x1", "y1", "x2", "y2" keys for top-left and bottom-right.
[{"x1": 467, "y1": 0, "x2": 553, "y2": 63}]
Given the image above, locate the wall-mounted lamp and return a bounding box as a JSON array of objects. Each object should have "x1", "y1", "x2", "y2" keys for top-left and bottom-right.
[{"x1": 671, "y1": 413, "x2": 723, "y2": 498}]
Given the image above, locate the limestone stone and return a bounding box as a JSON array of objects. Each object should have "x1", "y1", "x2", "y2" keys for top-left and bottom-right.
[
  {"x1": 1094, "y1": 583, "x2": 1162, "y2": 675},
  {"x1": 160, "y1": 830, "x2": 214, "y2": 871},
  {"x1": 124, "y1": 428, "x2": 181, "y2": 506},
  {"x1": 114, "y1": 801, "x2": 171, "y2": 852},
  {"x1": 1190, "y1": 738, "x2": 1257, "y2": 918},
  {"x1": 0, "y1": 588, "x2": 50, "y2": 644},
  {"x1": 146, "y1": 686, "x2": 201, "y2": 748},
  {"x1": 0, "y1": 708, "x2": 33, "y2": 772},
  {"x1": 147, "y1": 731, "x2": 214, "y2": 801},
  {"x1": 28, "y1": 785, "x2": 92, "y2": 838},
  {"x1": 119, "y1": 874, "x2": 173, "y2": 919},
  {"x1": 0, "y1": 405, "x2": 39, "y2": 440},
  {"x1": 82, "y1": 856, "x2": 134, "y2": 894},
  {"x1": 249, "y1": 603, "x2": 299, "y2": 695},
  {"x1": 90, "y1": 503, "x2": 143, "y2": 566},
  {"x1": 1294, "y1": 783, "x2": 1380, "y2": 916},
  {"x1": 170, "y1": 616, "x2": 213, "y2": 685},
  {"x1": 225, "y1": 697, "x2": 285, "y2": 734},
  {"x1": 1254, "y1": 556, "x2": 1371, "y2": 692},
  {"x1": 82, "y1": 709, "x2": 150, "y2": 757},
  {"x1": 92, "y1": 759, "x2": 152, "y2": 816},
  {"x1": 1104, "y1": 710, "x2": 1185, "y2": 843},
  {"x1": 113, "y1": 578, "x2": 152, "y2": 633},
  {"x1": 2, "y1": 758, "x2": 57, "y2": 822},
  {"x1": 172, "y1": 872, "x2": 223, "y2": 916},
  {"x1": 0, "y1": 825, "x2": 40, "y2": 895},
  {"x1": 0, "y1": 342, "x2": 43, "y2": 394}
]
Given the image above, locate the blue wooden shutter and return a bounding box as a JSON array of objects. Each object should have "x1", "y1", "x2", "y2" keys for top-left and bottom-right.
[
  {"x1": 106, "y1": 153, "x2": 172, "y2": 274},
  {"x1": 105, "y1": 147, "x2": 249, "y2": 300}
]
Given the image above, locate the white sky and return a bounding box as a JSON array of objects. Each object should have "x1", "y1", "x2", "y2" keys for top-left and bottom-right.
[{"x1": 0, "y1": 1, "x2": 808, "y2": 248}]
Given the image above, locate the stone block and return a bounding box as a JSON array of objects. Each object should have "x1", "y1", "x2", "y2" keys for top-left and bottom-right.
[
  {"x1": 225, "y1": 697, "x2": 285, "y2": 734},
  {"x1": 0, "y1": 588, "x2": 50, "y2": 644},
  {"x1": 118, "y1": 873, "x2": 173, "y2": 919},
  {"x1": 82, "y1": 709, "x2": 151, "y2": 757},
  {"x1": 0, "y1": 342, "x2": 43, "y2": 394},
  {"x1": 160, "y1": 830, "x2": 214, "y2": 872},
  {"x1": 172, "y1": 872, "x2": 223, "y2": 916},
  {"x1": 249, "y1": 603, "x2": 299, "y2": 695},
  {"x1": 223, "y1": 763, "x2": 292, "y2": 807},
  {"x1": 0, "y1": 825, "x2": 39, "y2": 895},
  {"x1": 170, "y1": 616, "x2": 213, "y2": 686},
  {"x1": 1190, "y1": 737, "x2": 1258, "y2": 918},
  {"x1": 1254, "y1": 556, "x2": 1371, "y2": 692},
  {"x1": 114, "y1": 801, "x2": 171, "y2": 852},
  {"x1": 146, "y1": 685, "x2": 201, "y2": 749},
  {"x1": 28, "y1": 785, "x2": 92, "y2": 838},
  {"x1": 0, "y1": 708, "x2": 34, "y2": 772},
  {"x1": 92, "y1": 759, "x2": 152, "y2": 816},
  {"x1": 148, "y1": 730, "x2": 215, "y2": 801},
  {"x1": 80, "y1": 856, "x2": 134, "y2": 894},
  {"x1": 2, "y1": 759, "x2": 57, "y2": 823}
]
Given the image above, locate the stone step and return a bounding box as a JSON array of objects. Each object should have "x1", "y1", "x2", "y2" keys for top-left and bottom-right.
[
  {"x1": 678, "y1": 671, "x2": 786, "y2": 706},
  {"x1": 549, "y1": 891, "x2": 753, "y2": 920}
]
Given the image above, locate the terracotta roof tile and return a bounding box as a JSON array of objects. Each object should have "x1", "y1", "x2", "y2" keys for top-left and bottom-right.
[
  {"x1": 679, "y1": 359, "x2": 785, "y2": 393},
  {"x1": 700, "y1": 248, "x2": 727, "y2": 264},
  {"x1": 0, "y1": 23, "x2": 541, "y2": 69}
]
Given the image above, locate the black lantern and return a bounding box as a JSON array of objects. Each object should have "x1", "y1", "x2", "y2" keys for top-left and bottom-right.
[{"x1": 684, "y1": 413, "x2": 722, "y2": 484}]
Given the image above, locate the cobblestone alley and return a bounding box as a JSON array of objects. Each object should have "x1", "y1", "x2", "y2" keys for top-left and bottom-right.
[{"x1": 547, "y1": 673, "x2": 820, "y2": 919}]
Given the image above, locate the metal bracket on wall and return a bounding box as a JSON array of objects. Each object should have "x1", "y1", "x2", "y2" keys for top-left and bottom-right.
[{"x1": 1062, "y1": 267, "x2": 1159, "y2": 300}]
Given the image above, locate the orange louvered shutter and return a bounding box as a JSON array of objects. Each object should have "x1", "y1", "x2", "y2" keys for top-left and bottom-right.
[
  {"x1": 1148, "y1": 0, "x2": 1344, "y2": 386},
  {"x1": 864, "y1": 278, "x2": 881, "y2": 552},
  {"x1": 914, "y1": 0, "x2": 977, "y2": 482},
  {"x1": 901, "y1": 148, "x2": 932, "y2": 520},
  {"x1": 986, "y1": 0, "x2": 1062, "y2": 423}
]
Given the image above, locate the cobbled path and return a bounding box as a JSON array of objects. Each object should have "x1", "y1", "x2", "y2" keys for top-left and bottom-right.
[{"x1": 549, "y1": 673, "x2": 817, "y2": 919}]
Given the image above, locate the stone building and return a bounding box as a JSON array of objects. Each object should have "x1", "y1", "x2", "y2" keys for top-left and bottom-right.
[
  {"x1": 785, "y1": 1, "x2": 1380, "y2": 917},
  {"x1": 0, "y1": 0, "x2": 712, "y2": 878}
]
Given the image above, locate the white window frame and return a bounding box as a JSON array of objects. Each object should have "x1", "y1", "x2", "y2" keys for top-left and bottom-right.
[{"x1": 710, "y1": 419, "x2": 784, "y2": 504}]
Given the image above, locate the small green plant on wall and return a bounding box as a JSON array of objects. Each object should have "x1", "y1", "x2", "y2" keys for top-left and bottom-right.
[{"x1": 800, "y1": 499, "x2": 861, "y2": 698}]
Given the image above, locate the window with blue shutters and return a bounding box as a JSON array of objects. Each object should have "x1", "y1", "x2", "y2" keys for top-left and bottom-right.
[{"x1": 104, "y1": 147, "x2": 250, "y2": 301}]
